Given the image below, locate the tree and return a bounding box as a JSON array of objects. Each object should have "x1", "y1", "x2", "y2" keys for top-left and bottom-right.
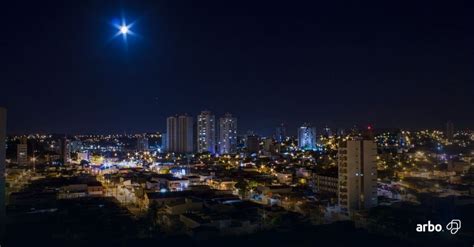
[{"x1": 235, "y1": 178, "x2": 249, "y2": 198}]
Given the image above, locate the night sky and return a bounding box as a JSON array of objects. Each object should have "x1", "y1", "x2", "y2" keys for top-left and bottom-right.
[{"x1": 1, "y1": 0, "x2": 473, "y2": 135}]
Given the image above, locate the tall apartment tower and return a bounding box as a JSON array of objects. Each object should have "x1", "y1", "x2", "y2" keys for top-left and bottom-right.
[
  {"x1": 0, "y1": 107, "x2": 6, "y2": 240},
  {"x1": 166, "y1": 115, "x2": 194, "y2": 153},
  {"x1": 446, "y1": 121, "x2": 454, "y2": 141},
  {"x1": 161, "y1": 133, "x2": 167, "y2": 153},
  {"x1": 197, "y1": 111, "x2": 216, "y2": 154},
  {"x1": 178, "y1": 115, "x2": 194, "y2": 153},
  {"x1": 219, "y1": 113, "x2": 237, "y2": 154},
  {"x1": 338, "y1": 139, "x2": 378, "y2": 216},
  {"x1": 166, "y1": 116, "x2": 178, "y2": 152},
  {"x1": 136, "y1": 135, "x2": 149, "y2": 152},
  {"x1": 275, "y1": 123, "x2": 287, "y2": 142},
  {"x1": 17, "y1": 137, "x2": 28, "y2": 166},
  {"x1": 298, "y1": 123, "x2": 316, "y2": 150},
  {"x1": 60, "y1": 137, "x2": 70, "y2": 165}
]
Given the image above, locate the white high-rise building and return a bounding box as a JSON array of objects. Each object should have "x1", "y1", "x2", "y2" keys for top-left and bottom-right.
[
  {"x1": 166, "y1": 115, "x2": 194, "y2": 153},
  {"x1": 197, "y1": 111, "x2": 216, "y2": 154},
  {"x1": 0, "y1": 107, "x2": 6, "y2": 240},
  {"x1": 298, "y1": 123, "x2": 316, "y2": 150},
  {"x1": 219, "y1": 113, "x2": 237, "y2": 154},
  {"x1": 338, "y1": 139, "x2": 378, "y2": 216}
]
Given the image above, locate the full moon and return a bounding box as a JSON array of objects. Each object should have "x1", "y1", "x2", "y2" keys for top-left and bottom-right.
[{"x1": 120, "y1": 25, "x2": 129, "y2": 34}]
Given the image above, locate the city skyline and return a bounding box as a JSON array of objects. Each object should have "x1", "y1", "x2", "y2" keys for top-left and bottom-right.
[
  {"x1": 0, "y1": 115, "x2": 463, "y2": 137},
  {"x1": 0, "y1": 105, "x2": 462, "y2": 137},
  {"x1": 2, "y1": 1, "x2": 473, "y2": 246}
]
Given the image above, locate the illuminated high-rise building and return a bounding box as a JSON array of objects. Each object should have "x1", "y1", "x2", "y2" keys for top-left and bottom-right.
[
  {"x1": 338, "y1": 139, "x2": 378, "y2": 216},
  {"x1": 275, "y1": 123, "x2": 287, "y2": 142},
  {"x1": 298, "y1": 123, "x2": 316, "y2": 150},
  {"x1": 17, "y1": 137, "x2": 28, "y2": 166},
  {"x1": 197, "y1": 111, "x2": 216, "y2": 154},
  {"x1": 0, "y1": 107, "x2": 6, "y2": 240},
  {"x1": 136, "y1": 135, "x2": 149, "y2": 152},
  {"x1": 167, "y1": 115, "x2": 194, "y2": 153},
  {"x1": 161, "y1": 133, "x2": 167, "y2": 152},
  {"x1": 219, "y1": 113, "x2": 237, "y2": 154},
  {"x1": 263, "y1": 138, "x2": 274, "y2": 153},
  {"x1": 60, "y1": 137, "x2": 70, "y2": 165}
]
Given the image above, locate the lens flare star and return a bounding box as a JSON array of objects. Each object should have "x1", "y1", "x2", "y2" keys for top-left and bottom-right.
[
  {"x1": 119, "y1": 25, "x2": 129, "y2": 34},
  {"x1": 111, "y1": 17, "x2": 137, "y2": 45}
]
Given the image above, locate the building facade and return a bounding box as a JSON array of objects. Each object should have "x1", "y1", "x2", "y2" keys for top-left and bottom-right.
[
  {"x1": 17, "y1": 138, "x2": 28, "y2": 166},
  {"x1": 178, "y1": 115, "x2": 194, "y2": 153},
  {"x1": 313, "y1": 174, "x2": 338, "y2": 194},
  {"x1": 263, "y1": 138, "x2": 274, "y2": 154},
  {"x1": 161, "y1": 133, "x2": 167, "y2": 153},
  {"x1": 166, "y1": 116, "x2": 178, "y2": 152},
  {"x1": 338, "y1": 139, "x2": 378, "y2": 216},
  {"x1": 275, "y1": 123, "x2": 287, "y2": 142},
  {"x1": 61, "y1": 137, "x2": 70, "y2": 164},
  {"x1": 166, "y1": 115, "x2": 194, "y2": 153},
  {"x1": 137, "y1": 135, "x2": 149, "y2": 152},
  {"x1": 298, "y1": 123, "x2": 316, "y2": 150},
  {"x1": 218, "y1": 113, "x2": 237, "y2": 154},
  {"x1": 246, "y1": 135, "x2": 260, "y2": 154},
  {"x1": 197, "y1": 111, "x2": 216, "y2": 154}
]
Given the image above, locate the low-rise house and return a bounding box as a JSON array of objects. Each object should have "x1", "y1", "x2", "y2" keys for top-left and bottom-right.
[
  {"x1": 58, "y1": 184, "x2": 88, "y2": 199},
  {"x1": 143, "y1": 191, "x2": 194, "y2": 207},
  {"x1": 448, "y1": 161, "x2": 471, "y2": 174},
  {"x1": 167, "y1": 177, "x2": 190, "y2": 191},
  {"x1": 164, "y1": 197, "x2": 204, "y2": 215},
  {"x1": 207, "y1": 179, "x2": 237, "y2": 191},
  {"x1": 275, "y1": 172, "x2": 293, "y2": 185},
  {"x1": 152, "y1": 174, "x2": 189, "y2": 191},
  {"x1": 186, "y1": 175, "x2": 202, "y2": 186},
  {"x1": 87, "y1": 181, "x2": 103, "y2": 196}
]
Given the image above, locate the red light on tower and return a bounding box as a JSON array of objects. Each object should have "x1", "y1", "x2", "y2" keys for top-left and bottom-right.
[{"x1": 364, "y1": 125, "x2": 374, "y2": 139}]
